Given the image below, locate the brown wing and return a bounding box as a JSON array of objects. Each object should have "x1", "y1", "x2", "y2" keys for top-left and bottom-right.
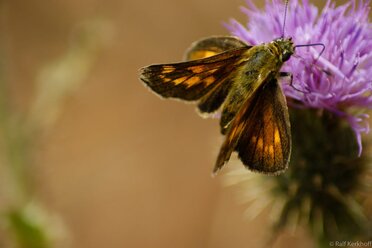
[
  {"x1": 140, "y1": 47, "x2": 248, "y2": 101},
  {"x1": 185, "y1": 36, "x2": 251, "y2": 114},
  {"x1": 213, "y1": 78, "x2": 291, "y2": 175},
  {"x1": 184, "y1": 36, "x2": 249, "y2": 61}
]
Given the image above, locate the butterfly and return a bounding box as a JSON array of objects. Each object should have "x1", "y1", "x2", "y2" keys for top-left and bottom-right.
[{"x1": 140, "y1": 35, "x2": 294, "y2": 175}]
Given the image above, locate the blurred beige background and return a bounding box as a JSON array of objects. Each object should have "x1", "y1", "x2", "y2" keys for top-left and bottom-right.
[{"x1": 0, "y1": 0, "x2": 348, "y2": 247}]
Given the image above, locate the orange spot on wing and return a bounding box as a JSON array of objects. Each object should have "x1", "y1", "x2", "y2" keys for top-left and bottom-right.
[
  {"x1": 162, "y1": 66, "x2": 175, "y2": 73},
  {"x1": 274, "y1": 127, "x2": 283, "y2": 163},
  {"x1": 190, "y1": 66, "x2": 204, "y2": 73},
  {"x1": 251, "y1": 136, "x2": 257, "y2": 143},
  {"x1": 204, "y1": 76, "x2": 216, "y2": 86},
  {"x1": 173, "y1": 76, "x2": 187, "y2": 85},
  {"x1": 189, "y1": 51, "x2": 218, "y2": 60},
  {"x1": 269, "y1": 145, "x2": 274, "y2": 157},
  {"x1": 185, "y1": 76, "x2": 201, "y2": 87},
  {"x1": 274, "y1": 128, "x2": 281, "y2": 145},
  {"x1": 257, "y1": 138, "x2": 264, "y2": 150}
]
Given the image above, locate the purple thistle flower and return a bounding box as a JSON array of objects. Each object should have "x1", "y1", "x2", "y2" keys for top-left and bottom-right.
[{"x1": 225, "y1": 0, "x2": 372, "y2": 155}]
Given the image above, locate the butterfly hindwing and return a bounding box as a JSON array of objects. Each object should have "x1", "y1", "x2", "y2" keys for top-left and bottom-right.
[
  {"x1": 197, "y1": 77, "x2": 234, "y2": 114},
  {"x1": 184, "y1": 36, "x2": 249, "y2": 61},
  {"x1": 140, "y1": 47, "x2": 248, "y2": 101},
  {"x1": 214, "y1": 77, "x2": 291, "y2": 175}
]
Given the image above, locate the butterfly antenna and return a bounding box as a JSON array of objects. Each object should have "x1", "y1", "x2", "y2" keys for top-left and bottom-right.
[
  {"x1": 282, "y1": 0, "x2": 290, "y2": 38},
  {"x1": 295, "y1": 43, "x2": 326, "y2": 61}
]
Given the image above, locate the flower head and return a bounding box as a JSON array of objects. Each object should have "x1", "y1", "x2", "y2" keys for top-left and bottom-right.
[
  {"x1": 226, "y1": 0, "x2": 372, "y2": 154},
  {"x1": 226, "y1": 109, "x2": 372, "y2": 246}
]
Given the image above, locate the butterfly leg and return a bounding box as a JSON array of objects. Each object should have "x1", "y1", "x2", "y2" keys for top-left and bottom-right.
[{"x1": 279, "y1": 71, "x2": 309, "y2": 94}]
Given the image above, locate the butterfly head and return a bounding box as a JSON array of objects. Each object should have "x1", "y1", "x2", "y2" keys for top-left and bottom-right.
[{"x1": 273, "y1": 37, "x2": 295, "y2": 62}]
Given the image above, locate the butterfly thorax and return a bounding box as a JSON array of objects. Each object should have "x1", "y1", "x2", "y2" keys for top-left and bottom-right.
[{"x1": 219, "y1": 38, "x2": 294, "y2": 135}]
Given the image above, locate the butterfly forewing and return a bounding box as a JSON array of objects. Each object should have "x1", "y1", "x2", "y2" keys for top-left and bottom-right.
[
  {"x1": 182, "y1": 36, "x2": 252, "y2": 113},
  {"x1": 140, "y1": 47, "x2": 248, "y2": 101}
]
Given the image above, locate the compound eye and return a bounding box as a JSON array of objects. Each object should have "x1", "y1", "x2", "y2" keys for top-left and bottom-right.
[{"x1": 282, "y1": 51, "x2": 291, "y2": 62}]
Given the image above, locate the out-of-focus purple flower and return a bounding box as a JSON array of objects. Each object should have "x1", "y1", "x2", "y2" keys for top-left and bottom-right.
[{"x1": 225, "y1": 0, "x2": 372, "y2": 155}]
